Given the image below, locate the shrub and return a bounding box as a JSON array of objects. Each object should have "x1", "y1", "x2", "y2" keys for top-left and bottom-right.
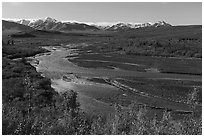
[
  {"x1": 38, "y1": 78, "x2": 51, "y2": 90},
  {"x1": 187, "y1": 87, "x2": 199, "y2": 109}
]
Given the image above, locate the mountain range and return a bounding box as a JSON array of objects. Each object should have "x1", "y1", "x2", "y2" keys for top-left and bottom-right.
[{"x1": 4, "y1": 17, "x2": 172, "y2": 32}]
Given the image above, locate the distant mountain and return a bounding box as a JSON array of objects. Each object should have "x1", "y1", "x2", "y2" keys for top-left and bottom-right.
[
  {"x1": 5, "y1": 17, "x2": 172, "y2": 32},
  {"x1": 2, "y1": 20, "x2": 34, "y2": 35},
  {"x1": 152, "y1": 21, "x2": 172, "y2": 27},
  {"x1": 105, "y1": 23, "x2": 134, "y2": 31},
  {"x1": 7, "y1": 17, "x2": 100, "y2": 32},
  {"x1": 15, "y1": 19, "x2": 31, "y2": 26},
  {"x1": 105, "y1": 21, "x2": 171, "y2": 31}
]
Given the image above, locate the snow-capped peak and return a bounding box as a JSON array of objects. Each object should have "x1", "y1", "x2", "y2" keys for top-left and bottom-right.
[
  {"x1": 44, "y1": 17, "x2": 58, "y2": 23},
  {"x1": 153, "y1": 21, "x2": 171, "y2": 27}
]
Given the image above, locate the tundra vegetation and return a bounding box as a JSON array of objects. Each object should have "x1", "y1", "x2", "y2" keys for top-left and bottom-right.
[{"x1": 2, "y1": 25, "x2": 202, "y2": 135}]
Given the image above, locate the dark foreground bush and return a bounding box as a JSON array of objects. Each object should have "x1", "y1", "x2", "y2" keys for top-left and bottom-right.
[{"x1": 2, "y1": 90, "x2": 202, "y2": 135}]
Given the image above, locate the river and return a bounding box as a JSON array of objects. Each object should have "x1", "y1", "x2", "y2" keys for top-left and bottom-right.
[{"x1": 28, "y1": 43, "x2": 202, "y2": 115}]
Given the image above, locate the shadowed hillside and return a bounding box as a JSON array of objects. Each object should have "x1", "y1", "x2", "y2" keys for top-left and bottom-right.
[{"x1": 2, "y1": 20, "x2": 34, "y2": 35}]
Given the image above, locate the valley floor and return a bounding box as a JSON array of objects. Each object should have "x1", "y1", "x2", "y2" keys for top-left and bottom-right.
[{"x1": 2, "y1": 32, "x2": 202, "y2": 135}]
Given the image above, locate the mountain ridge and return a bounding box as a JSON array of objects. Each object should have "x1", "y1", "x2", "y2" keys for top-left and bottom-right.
[{"x1": 4, "y1": 17, "x2": 172, "y2": 32}]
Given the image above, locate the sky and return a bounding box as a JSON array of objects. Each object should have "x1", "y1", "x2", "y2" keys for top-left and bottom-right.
[{"x1": 2, "y1": 2, "x2": 202, "y2": 25}]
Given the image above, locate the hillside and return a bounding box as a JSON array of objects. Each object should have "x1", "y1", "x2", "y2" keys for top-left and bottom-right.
[
  {"x1": 94, "y1": 25, "x2": 202, "y2": 58},
  {"x1": 2, "y1": 20, "x2": 34, "y2": 35},
  {"x1": 116, "y1": 25, "x2": 202, "y2": 40}
]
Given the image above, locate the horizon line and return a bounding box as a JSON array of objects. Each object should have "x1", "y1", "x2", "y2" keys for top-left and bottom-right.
[{"x1": 2, "y1": 17, "x2": 202, "y2": 26}]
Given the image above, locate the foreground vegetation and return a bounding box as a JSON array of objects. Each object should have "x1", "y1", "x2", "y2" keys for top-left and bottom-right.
[{"x1": 3, "y1": 92, "x2": 202, "y2": 135}]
